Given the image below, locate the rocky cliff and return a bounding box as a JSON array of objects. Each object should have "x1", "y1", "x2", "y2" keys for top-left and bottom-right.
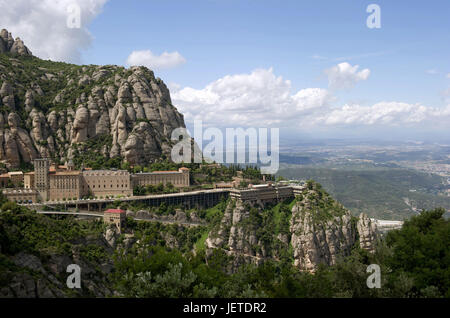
[
  {"x1": 206, "y1": 182, "x2": 379, "y2": 273},
  {"x1": 0, "y1": 29, "x2": 185, "y2": 168},
  {"x1": 0, "y1": 29, "x2": 32, "y2": 56}
]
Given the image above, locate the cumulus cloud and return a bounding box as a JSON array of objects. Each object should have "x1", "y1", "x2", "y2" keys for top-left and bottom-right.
[
  {"x1": 171, "y1": 67, "x2": 450, "y2": 129},
  {"x1": 0, "y1": 0, "x2": 108, "y2": 63},
  {"x1": 316, "y1": 102, "x2": 450, "y2": 126},
  {"x1": 126, "y1": 50, "x2": 186, "y2": 70},
  {"x1": 325, "y1": 62, "x2": 370, "y2": 89},
  {"x1": 172, "y1": 68, "x2": 332, "y2": 127}
]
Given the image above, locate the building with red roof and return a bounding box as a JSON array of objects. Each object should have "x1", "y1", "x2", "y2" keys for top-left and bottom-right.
[{"x1": 103, "y1": 208, "x2": 127, "y2": 232}]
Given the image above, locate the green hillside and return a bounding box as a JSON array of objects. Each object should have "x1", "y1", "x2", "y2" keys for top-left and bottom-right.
[{"x1": 278, "y1": 166, "x2": 450, "y2": 220}]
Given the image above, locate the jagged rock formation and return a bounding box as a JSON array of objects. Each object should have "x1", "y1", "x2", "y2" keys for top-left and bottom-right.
[
  {"x1": 1, "y1": 242, "x2": 114, "y2": 298},
  {"x1": 206, "y1": 183, "x2": 378, "y2": 273},
  {"x1": 103, "y1": 225, "x2": 136, "y2": 250},
  {"x1": 0, "y1": 29, "x2": 185, "y2": 168},
  {"x1": 290, "y1": 202, "x2": 356, "y2": 272},
  {"x1": 357, "y1": 213, "x2": 378, "y2": 252},
  {"x1": 206, "y1": 200, "x2": 271, "y2": 272},
  {"x1": 0, "y1": 29, "x2": 32, "y2": 56}
]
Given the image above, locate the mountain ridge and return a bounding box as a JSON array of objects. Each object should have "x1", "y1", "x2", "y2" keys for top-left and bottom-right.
[{"x1": 0, "y1": 29, "x2": 185, "y2": 169}]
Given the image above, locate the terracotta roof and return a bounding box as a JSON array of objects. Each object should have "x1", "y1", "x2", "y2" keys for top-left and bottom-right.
[{"x1": 104, "y1": 209, "x2": 126, "y2": 214}]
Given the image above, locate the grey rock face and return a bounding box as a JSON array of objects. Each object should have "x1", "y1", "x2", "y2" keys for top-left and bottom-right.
[
  {"x1": 357, "y1": 213, "x2": 378, "y2": 252},
  {"x1": 206, "y1": 189, "x2": 379, "y2": 273},
  {"x1": 206, "y1": 200, "x2": 271, "y2": 272},
  {"x1": 12, "y1": 252, "x2": 45, "y2": 273},
  {"x1": 10, "y1": 37, "x2": 32, "y2": 56},
  {"x1": 290, "y1": 204, "x2": 356, "y2": 272},
  {"x1": 2, "y1": 250, "x2": 114, "y2": 298},
  {"x1": 104, "y1": 227, "x2": 118, "y2": 248},
  {"x1": 0, "y1": 30, "x2": 32, "y2": 56}
]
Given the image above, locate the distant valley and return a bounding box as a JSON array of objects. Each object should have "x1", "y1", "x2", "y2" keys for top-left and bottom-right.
[{"x1": 277, "y1": 139, "x2": 450, "y2": 220}]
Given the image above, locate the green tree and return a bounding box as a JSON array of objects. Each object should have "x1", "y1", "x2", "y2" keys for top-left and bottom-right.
[{"x1": 385, "y1": 208, "x2": 450, "y2": 297}]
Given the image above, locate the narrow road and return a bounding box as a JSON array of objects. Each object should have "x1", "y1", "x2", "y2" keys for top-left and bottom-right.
[{"x1": 36, "y1": 210, "x2": 206, "y2": 227}]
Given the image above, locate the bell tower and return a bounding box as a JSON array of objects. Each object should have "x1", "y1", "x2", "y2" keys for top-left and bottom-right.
[{"x1": 34, "y1": 158, "x2": 50, "y2": 201}]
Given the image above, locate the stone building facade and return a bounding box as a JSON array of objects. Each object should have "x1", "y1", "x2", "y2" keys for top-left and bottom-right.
[
  {"x1": 24, "y1": 172, "x2": 34, "y2": 189},
  {"x1": 0, "y1": 173, "x2": 10, "y2": 187},
  {"x1": 34, "y1": 158, "x2": 50, "y2": 201},
  {"x1": 103, "y1": 208, "x2": 126, "y2": 233},
  {"x1": 6, "y1": 159, "x2": 190, "y2": 202},
  {"x1": 2, "y1": 188, "x2": 38, "y2": 203},
  {"x1": 48, "y1": 171, "x2": 83, "y2": 201},
  {"x1": 0, "y1": 171, "x2": 24, "y2": 188},
  {"x1": 82, "y1": 170, "x2": 132, "y2": 198},
  {"x1": 131, "y1": 167, "x2": 190, "y2": 188},
  {"x1": 8, "y1": 171, "x2": 24, "y2": 187},
  {"x1": 229, "y1": 183, "x2": 303, "y2": 203}
]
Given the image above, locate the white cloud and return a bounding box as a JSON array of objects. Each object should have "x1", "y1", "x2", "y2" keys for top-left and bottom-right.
[
  {"x1": 447, "y1": 73, "x2": 450, "y2": 79},
  {"x1": 167, "y1": 82, "x2": 182, "y2": 93},
  {"x1": 172, "y1": 68, "x2": 332, "y2": 127},
  {"x1": 292, "y1": 88, "x2": 335, "y2": 112},
  {"x1": 317, "y1": 102, "x2": 450, "y2": 126},
  {"x1": 0, "y1": 0, "x2": 108, "y2": 63},
  {"x1": 126, "y1": 50, "x2": 186, "y2": 70},
  {"x1": 171, "y1": 67, "x2": 450, "y2": 130},
  {"x1": 426, "y1": 69, "x2": 438, "y2": 75},
  {"x1": 325, "y1": 62, "x2": 370, "y2": 89}
]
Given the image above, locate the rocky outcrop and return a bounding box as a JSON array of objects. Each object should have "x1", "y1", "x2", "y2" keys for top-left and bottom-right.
[
  {"x1": 104, "y1": 227, "x2": 118, "y2": 248},
  {"x1": 206, "y1": 200, "x2": 286, "y2": 273},
  {"x1": 357, "y1": 213, "x2": 378, "y2": 252},
  {"x1": 1, "y1": 250, "x2": 113, "y2": 298},
  {"x1": 0, "y1": 29, "x2": 32, "y2": 56},
  {"x1": 289, "y1": 202, "x2": 356, "y2": 272},
  {"x1": 0, "y1": 29, "x2": 185, "y2": 168},
  {"x1": 206, "y1": 184, "x2": 379, "y2": 273}
]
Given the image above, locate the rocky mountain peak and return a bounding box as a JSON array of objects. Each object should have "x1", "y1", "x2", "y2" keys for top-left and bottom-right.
[
  {"x1": 0, "y1": 29, "x2": 32, "y2": 56},
  {"x1": 0, "y1": 28, "x2": 185, "y2": 168}
]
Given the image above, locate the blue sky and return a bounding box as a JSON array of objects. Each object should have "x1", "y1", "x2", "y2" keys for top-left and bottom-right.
[
  {"x1": 83, "y1": 0, "x2": 450, "y2": 108},
  {"x1": 2, "y1": 0, "x2": 450, "y2": 140}
]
